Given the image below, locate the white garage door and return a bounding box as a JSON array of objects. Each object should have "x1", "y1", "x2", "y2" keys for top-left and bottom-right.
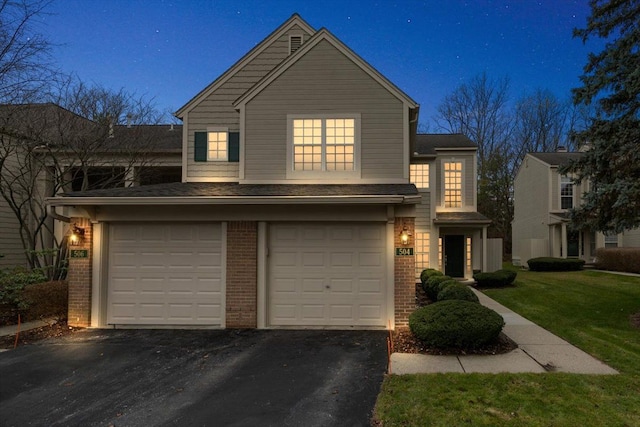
[
  {"x1": 107, "y1": 223, "x2": 223, "y2": 326},
  {"x1": 269, "y1": 223, "x2": 387, "y2": 327}
]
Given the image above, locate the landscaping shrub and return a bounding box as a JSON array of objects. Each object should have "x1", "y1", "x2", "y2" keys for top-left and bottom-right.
[
  {"x1": 474, "y1": 269, "x2": 517, "y2": 287},
  {"x1": 423, "y1": 275, "x2": 453, "y2": 300},
  {"x1": 420, "y1": 268, "x2": 443, "y2": 284},
  {"x1": 0, "y1": 267, "x2": 47, "y2": 311},
  {"x1": 436, "y1": 279, "x2": 459, "y2": 296},
  {"x1": 437, "y1": 284, "x2": 480, "y2": 303},
  {"x1": 21, "y1": 281, "x2": 68, "y2": 321},
  {"x1": 594, "y1": 248, "x2": 640, "y2": 274},
  {"x1": 527, "y1": 257, "x2": 585, "y2": 272},
  {"x1": 409, "y1": 300, "x2": 505, "y2": 349}
]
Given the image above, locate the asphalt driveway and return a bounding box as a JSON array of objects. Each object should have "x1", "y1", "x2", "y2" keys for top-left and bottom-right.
[{"x1": 0, "y1": 329, "x2": 387, "y2": 426}]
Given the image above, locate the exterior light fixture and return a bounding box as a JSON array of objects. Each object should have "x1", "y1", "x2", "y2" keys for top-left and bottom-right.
[
  {"x1": 400, "y1": 227, "x2": 412, "y2": 245},
  {"x1": 69, "y1": 224, "x2": 85, "y2": 246}
]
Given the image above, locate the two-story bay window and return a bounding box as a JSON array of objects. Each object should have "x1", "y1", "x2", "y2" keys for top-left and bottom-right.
[
  {"x1": 444, "y1": 161, "x2": 462, "y2": 208},
  {"x1": 410, "y1": 164, "x2": 429, "y2": 189},
  {"x1": 561, "y1": 175, "x2": 573, "y2": 209},
  {"x1": 288, "y1": 115, "x2": 360, "y2": 179}
]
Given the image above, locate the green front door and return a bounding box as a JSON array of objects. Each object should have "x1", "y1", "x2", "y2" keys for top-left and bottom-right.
[{"x1": 444, "y1": 235, "x2": 465, "y2": 277}]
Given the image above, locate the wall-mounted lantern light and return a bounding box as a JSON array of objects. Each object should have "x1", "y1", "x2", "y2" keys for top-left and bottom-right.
[
  {"x1": 69, "y1": 224, "x2": 85, "y2": 246},
  {"x1": 400, "y1": 227, "x2": 412, "y2": 245}
]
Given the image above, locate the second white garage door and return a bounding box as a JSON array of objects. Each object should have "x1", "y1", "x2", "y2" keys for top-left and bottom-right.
[
  {"x1": 269, "y1": 223, "x2": 387, "y2": 327},
  {"x1": 107, "y1": 223, "x2": 223, "y2": 326}
]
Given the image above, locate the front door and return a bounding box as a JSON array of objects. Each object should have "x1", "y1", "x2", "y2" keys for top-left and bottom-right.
[
  {"x1": 567, "y1": 230, "x2": 580, "y2": 257},
  {"x1": 444, "y1": 235, "x2": 465, "y2": 277}
]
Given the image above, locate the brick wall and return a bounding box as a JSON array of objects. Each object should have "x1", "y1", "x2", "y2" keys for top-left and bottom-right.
[
  {"x1": 394, "y1": 217, "x2": 416, "y2": 327},
  {"x1": 226, "y1": 221, "x2": 258, "y2": 328},
  {"x1": 67, "y1": 217, "x2": 92, "y2": 327}
]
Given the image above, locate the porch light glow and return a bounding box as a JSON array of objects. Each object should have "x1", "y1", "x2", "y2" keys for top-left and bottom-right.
[
  {"x1": 69, "y1": 224, "x2": 85, "y2": 246},
  {"x1": 400, "y1": 227, "x2": 411, "y2": 245}
]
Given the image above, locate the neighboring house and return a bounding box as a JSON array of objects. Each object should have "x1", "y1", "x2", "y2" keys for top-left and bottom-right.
[
  {"x1": 512, "y1": 149, "x2": 640, "y2": 266},
  {"x1": 49, "y1": 14, "x2": 491, "y2": 331},
  {"x1": 0, "y1": 103, "x2": 182, "y2": 269}
]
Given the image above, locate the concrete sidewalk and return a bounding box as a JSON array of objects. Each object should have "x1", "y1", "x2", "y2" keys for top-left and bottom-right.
[
  {"x1": 0, "y1": 318, "x2": 57, "y2": 338},
  {"x1": 390, "y1": 289, "x2": 619, "y2": 375}
]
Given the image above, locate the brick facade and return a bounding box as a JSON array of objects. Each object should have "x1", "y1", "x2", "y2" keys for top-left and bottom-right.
[
  {"x1": 67, "y1": 217, "x2": 92, "y2": 327},
  {"x1": 225, "y1": 221, "x2": 258, "y2": 328},
  {"x1": 394, "y1": 217, "x2": 416, "y2": 327}
]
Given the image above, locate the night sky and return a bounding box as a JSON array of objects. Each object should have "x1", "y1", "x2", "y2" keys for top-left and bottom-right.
[{"x1": 38, "y1": 0, "x2": 604, "y2": 127}]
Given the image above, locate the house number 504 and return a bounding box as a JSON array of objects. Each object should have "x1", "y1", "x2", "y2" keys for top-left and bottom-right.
[{"x1": 395, "y1": 247, "x2": 414, "y2": 256}]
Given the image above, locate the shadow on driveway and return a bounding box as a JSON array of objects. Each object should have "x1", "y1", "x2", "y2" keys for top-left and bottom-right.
[{"x1": 0, "y1": 329, "x2": 387, "y2": 426}]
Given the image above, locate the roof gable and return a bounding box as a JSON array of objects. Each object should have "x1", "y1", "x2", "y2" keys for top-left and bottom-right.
[
  {"x1": 233, "y1": 28, "x2": 418, "y2": 109},
  {"x1": 174, "y1": 14, "x2": 315, "y2": 118}
]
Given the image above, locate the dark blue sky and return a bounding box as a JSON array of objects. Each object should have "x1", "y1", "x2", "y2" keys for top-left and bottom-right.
[{"x1": 39, "y1": 0, "x2": 603, "y2": 127}]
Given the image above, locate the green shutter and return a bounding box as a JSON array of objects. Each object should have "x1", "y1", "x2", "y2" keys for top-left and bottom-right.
[
  {"x1": 194, "y1": 132, "x2": 207, "y2": 162},
  {"x1": 228, "y1": 132, "x2": 240, "y2": 162}
]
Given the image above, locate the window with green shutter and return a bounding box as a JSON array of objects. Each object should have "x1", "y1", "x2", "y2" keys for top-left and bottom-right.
[{"x1": 193, "y1": 131, "x2": 240, "y2": 163}]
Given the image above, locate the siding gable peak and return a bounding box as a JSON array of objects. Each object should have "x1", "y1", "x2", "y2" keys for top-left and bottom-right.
[
  {"x1": 174, "y1": 14, "x2": 315, "y2": 118},
  {"x1": 233, "y1": 28, "x2": 418, "y2": 109}
]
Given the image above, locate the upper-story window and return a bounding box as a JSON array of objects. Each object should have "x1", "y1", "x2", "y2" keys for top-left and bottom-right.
[
  {"x1": 410, "y1": 164, "x2": 429, "y2": 189},
  {"x1": 208, "y1": 131, "x2": 228, "y2": 161},
  {"x1": 561, "y1": 175, "x2": 573, "y2": 209},
  {"x1": 288, "y1": 115, "x2": 360, "y2": 178},
  {"x1": 444, "y1": 161, "x2": 462, "y2": 208}
]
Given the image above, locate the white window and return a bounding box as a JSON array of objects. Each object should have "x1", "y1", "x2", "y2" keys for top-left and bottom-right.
[
  {"x1": 415, "y1": 232, "x2": 430, "y2": 276},
  {"x1": 466, "y1": 237, "x2": 472, "y2": 276},
  {"x1": 444, "y1": 161, "x2": 462, "y2": 208},
  {"x1": 410, "y1": 164, "x2": 429, "y2": 189},
  {"x1": 207, "y1": 131, "x2": 228, "y2": 161},
  {"x1": 288, "y1": 115, "x2": 359, "y2": 178},
  {"x1": 561, "y1": 176, "x2": 573, "y2": 209},
  {"x1": 604, "y1": 233, "x2": 618, "y2": 248}
]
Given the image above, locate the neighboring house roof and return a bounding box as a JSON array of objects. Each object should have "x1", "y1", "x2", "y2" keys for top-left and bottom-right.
[
  {"x1": 174, "y1": 14, "x2": 316, "y2": 118},
  {"x1": 414, "y1": 134, "x2": 477, "y2": 156},
  {"x1": 529, "y1": 152, "x2": 584, "y2": 167},
  {"x1": 233, "y1": 27, "x2": 418, "y2": 109},
  {"x1": 49, "y1": 182, "x2": 420, "y2": 205},
  {"x1": 111, "y1": 124, "x2": 182, "y2": 153},
  {"x1": 434, "y1": 211, "x2": 492, "y2": 225}
]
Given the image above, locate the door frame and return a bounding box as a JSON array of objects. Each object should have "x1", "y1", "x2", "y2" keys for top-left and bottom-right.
[{"x1": 444, "y1": 234, "x2": 465, "y2": 277}]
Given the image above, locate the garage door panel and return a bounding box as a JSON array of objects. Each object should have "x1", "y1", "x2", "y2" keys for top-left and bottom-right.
[
  {"x1": 108, "y1": 223, "x2": 223, "y2": 326},
  {"x1": 269, "y1": 223, "x2": 387, "y2": 327}
]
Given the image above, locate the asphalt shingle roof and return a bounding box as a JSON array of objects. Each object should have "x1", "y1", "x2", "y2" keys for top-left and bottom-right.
[
  {"x1": 434, "y1": 211, "x2": 492, "y2": 224},
  {"x1": 414, "y1": 134, "x2": 477, "y2": 156},
  {"x1": 529, "y1": 152, "x2": 584, "y2": 167},
  {"x1": 60, "y1": 182, "x2": 419, "y2": 199}
]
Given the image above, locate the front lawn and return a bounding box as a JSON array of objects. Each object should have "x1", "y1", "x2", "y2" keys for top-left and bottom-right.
[{"x1": 374, "y1": 269, "x2": 640, "y2": 426}]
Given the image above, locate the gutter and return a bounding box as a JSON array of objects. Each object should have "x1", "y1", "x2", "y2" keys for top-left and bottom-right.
[
  {"x1": 48, "y1": 205, "x2": 71, "y2": 223},
  {"x1": 46, "y1": 194, "x2": 422, "y2": 207}
]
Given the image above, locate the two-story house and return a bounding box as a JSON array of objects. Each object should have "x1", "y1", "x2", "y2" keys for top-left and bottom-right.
[
  {"x1": 512, "y1": 150, "x2": 640, "y2": 267},
  {"x1": 49, "y1": 14, "x2": 492, "y2": 331}
]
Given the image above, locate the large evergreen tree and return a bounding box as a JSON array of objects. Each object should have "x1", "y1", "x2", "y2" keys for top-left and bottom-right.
[{"x1": 562, "y1": 0, "x2": 640, "y2": 233}]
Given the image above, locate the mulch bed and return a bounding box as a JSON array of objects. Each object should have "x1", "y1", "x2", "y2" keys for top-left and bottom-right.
[
  {"x1": 391, "y1": 327, "x2": 518, "y2": 355},
  {"x1": 0, "y1": 320, "x2": 80, "y2": 350}
]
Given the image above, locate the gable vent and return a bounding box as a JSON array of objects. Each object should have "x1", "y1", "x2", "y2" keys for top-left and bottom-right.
[{"x1": 289, "y1": 35, "x2": 303, "y2": 54}]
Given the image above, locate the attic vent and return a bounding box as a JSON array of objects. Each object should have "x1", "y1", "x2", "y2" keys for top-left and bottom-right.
[{"x1": 289, "y1": 35, "x2": 303, "y2": 54}]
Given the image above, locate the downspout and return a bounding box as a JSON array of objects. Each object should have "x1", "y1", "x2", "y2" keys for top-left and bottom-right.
[{"x1": 49, "y1": 205, "x2": 71, "y2": 223}]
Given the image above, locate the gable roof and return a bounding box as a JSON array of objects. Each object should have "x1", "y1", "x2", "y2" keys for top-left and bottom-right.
[
  {"x1": 529, "y1": 152, "x2": 584, "y2": 167},
  {"x1": 174, "y1": 14, "x2": 315, "y2": 118},
  {"x1": 233, "y1": 27, "x2": 418, "y2": 109},
  {"x1": 413, "y1": 134, "x2": 477, "y2": 156}
]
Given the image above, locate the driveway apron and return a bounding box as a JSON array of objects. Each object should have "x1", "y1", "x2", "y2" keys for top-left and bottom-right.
[{"x1": 0, "y1": 329, "x2": 388, "y2": 427}]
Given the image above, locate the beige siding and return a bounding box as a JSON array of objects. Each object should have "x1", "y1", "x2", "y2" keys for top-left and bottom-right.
[
  {"x1": 243, "y1": 39, "x2": 405, "y2": 181},
  {"x1": 622, "y1": 229, "x2": 640, "y2": 247},
  {"x1": 186, "y1": 25, "x2": 312, "y2": 180},
  {"x1": 415, "y1": 190, "x2": 431, "y2": 231},
  {"x1": 0, "y1": 152, "x2": 27, "y2": 268},
  {"x1": 512, "y1": 156, "x2": 552, "y2": 260},
  {"x1": 550, "y1": 168, "x2": 560, "y2": 211}
]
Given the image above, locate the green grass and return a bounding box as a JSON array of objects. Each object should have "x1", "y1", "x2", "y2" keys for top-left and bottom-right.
[{"x1": 374, "y1": 269, "x2": 640, "y2": 426}]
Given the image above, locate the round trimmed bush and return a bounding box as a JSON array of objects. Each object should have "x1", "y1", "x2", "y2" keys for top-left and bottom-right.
[
  {"x1": 409, "y1": 300, "x2": 505, "y2": 349},
  {"x1": 420, "y1": 268, "x2": 443, "y2": 284},
  {"x1": 423, "y1": 275, "x2": 452, "y2": 300},
  {"x1": 436, "y1": 279, "x2": 459, "y2": 296},
  {"x1": 437, "y1": 284, "x2": 479, "y2": 303}
]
